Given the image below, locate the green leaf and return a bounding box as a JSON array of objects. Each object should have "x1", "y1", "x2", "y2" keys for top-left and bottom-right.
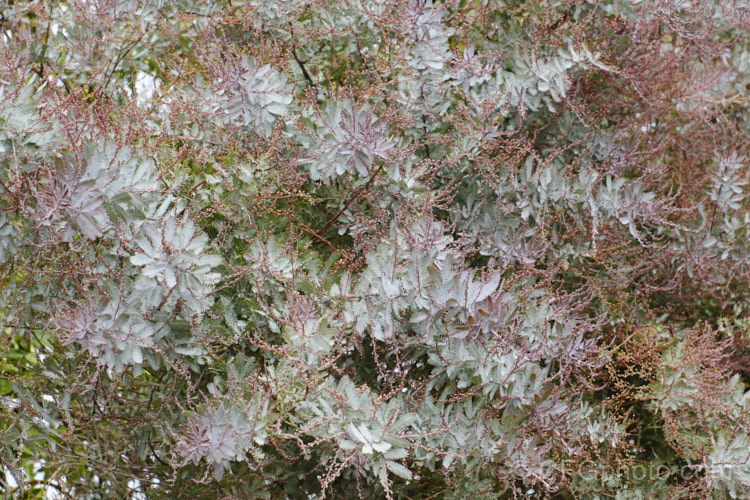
[{"x1": 386, "y1": 460, "x2": 412, "y2": 481}]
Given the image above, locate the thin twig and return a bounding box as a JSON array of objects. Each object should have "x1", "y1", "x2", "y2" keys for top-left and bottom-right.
[
  {"x1": 317, "y1": 164, "x2": 384, "y2": 236},
  {"x1": 292, "y1": 223, "x2": 337, "y2": 252}
]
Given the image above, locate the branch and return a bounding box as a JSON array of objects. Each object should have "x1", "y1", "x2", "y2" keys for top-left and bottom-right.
[
  {"x1": 317, "y1": 164, "x2": 384, "y2": 237},
  {"x1": 292, "y1": 223, "x2": 337, "y2": 252},
  {"x1": 288, "y1": 23, "x2": 317, "y2": 91}
]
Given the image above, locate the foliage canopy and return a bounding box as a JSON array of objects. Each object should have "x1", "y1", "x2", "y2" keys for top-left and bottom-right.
[{"x1": 2, "y1": 0, "x2": 750, "y2": 498}]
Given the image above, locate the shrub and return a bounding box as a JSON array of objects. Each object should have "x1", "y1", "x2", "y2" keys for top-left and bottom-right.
[{"x1": 1, "y1": 0, "x2": 750, "y2": 498}]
